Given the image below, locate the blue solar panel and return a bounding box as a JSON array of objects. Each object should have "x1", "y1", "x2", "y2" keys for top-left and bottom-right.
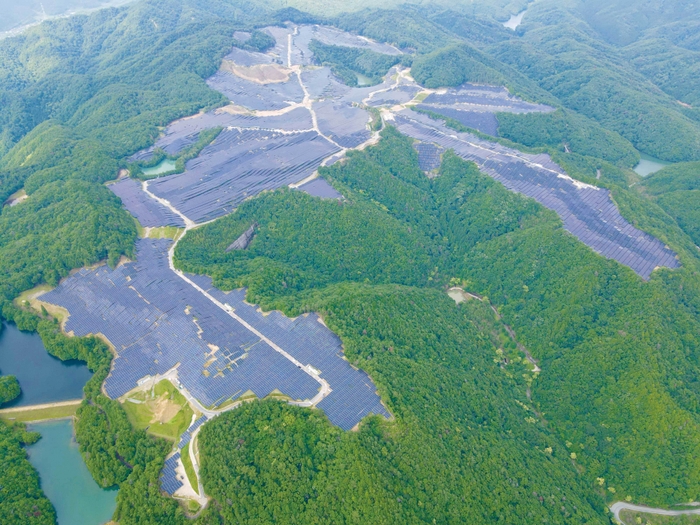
[
  {"x1": 42, "y1": 238, "x2": 390, "y2": 433},
  {"x1": 394, "y1": 111, "x2": 680, "y2": 280},
  {"x1": 109, "y1": 178, "x2": 185, "y2": 228},
  {"x1": 160, "y1": 452, "x2": 185, "y2": 495}
]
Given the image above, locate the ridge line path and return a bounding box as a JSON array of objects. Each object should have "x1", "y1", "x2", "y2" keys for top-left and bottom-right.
[
  {"x1": 610, "y1": 501, "x2": 700, "y2": 523},
  {"x1": 288, "y1": 29, "x2": 346, "y2": 151}
]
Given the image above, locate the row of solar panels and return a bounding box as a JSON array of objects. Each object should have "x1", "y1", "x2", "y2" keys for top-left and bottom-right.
[
  {"x1": 42, "y1": 239, "x2": 390, "y2": 430},
  {"x1": 393, "y1": 112, "x2": 679, "y2": 280}
]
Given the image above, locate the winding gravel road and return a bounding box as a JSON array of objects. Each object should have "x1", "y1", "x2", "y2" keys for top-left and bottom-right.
[{"x1": 611, "y1": 502, "x2": 700, "y2": 523}]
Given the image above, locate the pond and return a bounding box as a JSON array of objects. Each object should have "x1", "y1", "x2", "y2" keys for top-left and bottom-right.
[
  {"x1": 27, "y1": 419, "x2": 117, "y2": 525},
  {"x1": 634, "y1": 153, "x2": 672, "y2": 177},
  {"x1": 142, "y1": 158, "x2": 178, "y2": 176},
  {"x1": 503, "y1": 11, "x2": 526, "y2": 30},
  {"x1": 0, "y1": 322, "x2": 91, "y2": 407},
  {"x1": 356, "y1": 72, "x2": 373, "y2": 87}
]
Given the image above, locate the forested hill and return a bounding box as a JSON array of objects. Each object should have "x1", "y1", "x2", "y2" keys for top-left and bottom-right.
[
  {"x1": 333, "y1": 3, "x2": 700, "y2": 162},
  {"x1": 2, "y1": 0, "x2": 700, "y2": 523},
  {"x1": 0, "y1": 0, "x2": 275, "y2": 312},
  {"x1": 484, "y1": 0, "x2": 700, "y2": 162}
]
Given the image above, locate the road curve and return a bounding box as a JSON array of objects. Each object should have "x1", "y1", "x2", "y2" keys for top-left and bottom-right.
[{"x1": 611, "y1": 501, "x2": 700, "y2": 523}]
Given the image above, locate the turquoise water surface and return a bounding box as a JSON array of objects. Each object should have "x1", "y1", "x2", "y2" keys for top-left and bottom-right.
[
  {"x1": 634, "y1": 153, "x2": 672, "y2": 177},
  {"x1": 27, "y1": 419, "x2": 117, "y2": 525},
  {"x1": 0, "y1": 322, "x2": 91, "y2": 407},
  {"x1": 142, "y1": 158, "x2": 177, "y2": 176}
]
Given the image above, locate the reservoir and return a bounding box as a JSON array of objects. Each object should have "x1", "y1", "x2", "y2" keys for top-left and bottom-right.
[
  {"x1": 0, "y1": 322, "x2": 91, "y2": 407},
  {"x1": 142, "y1": 158, "x2": 178, "y2": 176},
  {"x1": 27, "y1": 419, "x2": 117, "y2": 525},
  {"x1": 634, "y1": 153, "x2": 671, "y2": 177},
  {"x1": 504, "y1": 11, "x2": 526, "y2": 30}
]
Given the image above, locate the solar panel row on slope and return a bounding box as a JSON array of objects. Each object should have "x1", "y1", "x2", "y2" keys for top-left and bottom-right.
[{"x1": 393, "y1": 111, "x2": 679, "y2": 279}]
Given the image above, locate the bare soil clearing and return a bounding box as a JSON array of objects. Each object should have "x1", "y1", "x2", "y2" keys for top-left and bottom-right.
[{"x1": 221, "y1": 60, "x2": 292, "y2": 84}]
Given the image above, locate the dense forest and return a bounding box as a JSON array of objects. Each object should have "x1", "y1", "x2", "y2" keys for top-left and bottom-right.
[
  {"x1": 0, "y1": 1, "x2": 273, "y2": 521},
  {"x1": 2, "y1": 0, "x2": 700, "y2": 522},
  {"x1": 176, "y1": 128, "x2": 700, "y2": 513},
  {"x1": 0, "y1": 419, "x2": 55, "y2": 525},
  {"x1": 308, "y1": 40, "x2": 402, "y2": 86},
  {"x1": 641, "y1": 162, "x2": 700, "y2": 246},
  {"x1": 483, "y1": 1, "x2": 700, "y2": 162},
  {"x1": 496, "y1": 110, "x2": 640, "y2": 168}
]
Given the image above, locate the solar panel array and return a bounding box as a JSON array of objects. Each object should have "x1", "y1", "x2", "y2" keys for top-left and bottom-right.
[
  {"x1": 206, "y1": 71, "x2": 304, "y2": 111},
  {"x1": 132, "y1": 107, "x2": 315, "y2": 166},
  {"x1": 108, "y1": 179, "x2": 185, "y2": 228},
  {"x1": 413, "y1": 142, "x2": 445, "y2": 174},
  {"x1": 291, "y1": 25, "x2": 402, "y2": 67},
  {"x1": 232, "y1": 31, "x2": 252, "y2": 44},
  {"x1": 148, "y1": 129, "x2": 340, "y2": 223},
  {"x1": 72, "y1": 30, "x2": 681, "y2": 495},
  {"x1": 178, "y1": 415, "x2": 208, "y2": 449},
  {"x1": 314, "y1": 99, "x2": 370, "y2": 148},
  {"x1": 393, "y1": 111, "x2": 680, "y2": 279},
  {"x1": 160, "y1": 452, "x2": 184, "y2": 495},
  {"x1": 191, "y1": 274, "x2": 391, "y2": 430},
  {"x1": 411, "y1": 83, "x2": 555, "y2": 138},
  {"x1": 421, "y1": 84, "x2": 553, "y2": 114},
  {"x1": 41, "y1": 238, "x2": 389, "y2": 431},
  {"x1": 296, "y1": 177, "x2": 343, "y2": 199},
  {"x1": 415, "y1": 105, "x2": 499, "y2": 136},
  {"x1": 127, "y1": 25, "x2": 564, "y2": 222},
  {"x1": 159, "y1": 414, "x2": 211, "y2": 494},
  {"x1": 224, "y1": 46, "x2": 272, "y2": 67}
]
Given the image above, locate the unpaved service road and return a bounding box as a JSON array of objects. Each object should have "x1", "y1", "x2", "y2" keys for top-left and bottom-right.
[{"x1": 611, "y1": 501, "x2": 700, "y2": 523}]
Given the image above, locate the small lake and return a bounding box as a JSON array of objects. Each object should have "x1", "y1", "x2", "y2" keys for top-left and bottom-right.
[
  {"x1": 504, "y1": 11, "x2": 526, "y2": 29},
  {"x1": 142, "y1": 158, "x2": 177, "y2": 176},
  {"x1": 356, "y1": 72, "x2": 373, "y2": 87},
  {"x1": 634, "y1": 153, "x2": 672, "y2": 177},
  {"x1": 27, "y1": 419, "x2": 117, "y2": 525},
  {"x1": 0, "y1": 322, "x2": 91, "y2": 407}
]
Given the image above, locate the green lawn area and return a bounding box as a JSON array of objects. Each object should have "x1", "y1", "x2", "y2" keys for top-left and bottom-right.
[
  {"x1": 620, "y1": 510, "x2": 700, "y2": 525},
  {"x1": 13, "y1": 283, "x2": 70, "y2": 323},
  {"x1": 0, "y1": 403, "x2": 79, "y2": 423},
  {"x1": 146, "y1": 226, "x2": 183, "y2": 240},
  {"x1": 133, "y1": 218, "x2": 183, "y2": 240},
  {"x1": 121, "y1": 380, "x2": 193, "y2": 442},
  {"x1": 181, "y1": 442, "x2": 199, "y2": 495}
]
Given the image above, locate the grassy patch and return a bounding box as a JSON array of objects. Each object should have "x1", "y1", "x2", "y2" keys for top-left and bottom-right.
[
  {"x1": 0, "y1": 403, "x2": 79, "y2": 422},
  {"x1": 185, "y1": 499, "x2": 201, "y2": 514},
  {"x1": 413, "y1": 91, "x2": 429, "y2": 103},
  {"x1": 134, "y1": 217, "x2": 146, "y2": 238},
  {"x1": 13, "y1": 283, "x2": 69, "y2": 324},
  {"x1": 264, "y1": 389, "x2": 292, "y2": 402},
  {"x1": 147, "y1": 226, "x2": 183, "y2": 240},
  {"x1": 620, "y1": 510, "x2": 700, "y2": 525},
  {"x1": 14, "y1": 283, "x2": 53, "y2": 306},
  {"x1": 181, "y1": 442, "x2": 199, "y2": 495},
  {"x1": 134, "y1": 219, "x2": 183, "y2": 240},
  {"x1": 121, "y1": 380, "x2": 193, "y2": 441}
]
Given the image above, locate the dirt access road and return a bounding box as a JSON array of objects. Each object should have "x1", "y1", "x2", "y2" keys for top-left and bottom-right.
[{"x1": 610, "y1": 502, "x2": 700, "y2": 523}]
